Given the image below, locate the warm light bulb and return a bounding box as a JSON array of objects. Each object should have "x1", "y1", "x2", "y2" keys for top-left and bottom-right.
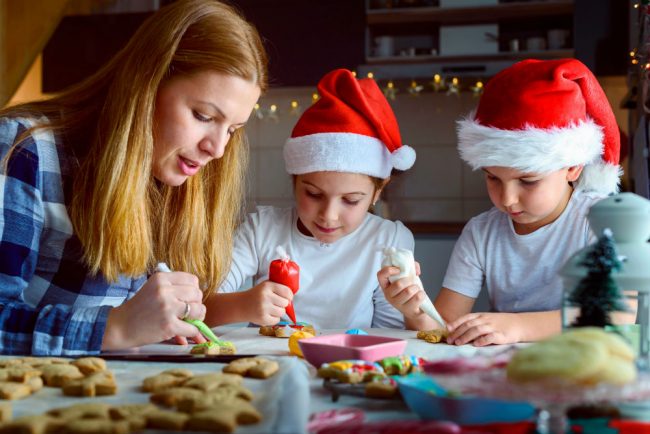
[
  {"x1": 452, "y1": 77, "x2": 459, "y2": 85},
  {"x1": 254, "y1": 103, "x2": 260, "y2": 110},
  {"x1": 312, "y1": 93, "x2": 319, "y2": 103},
  {"x1": 410, "y1": 80, "x2": 417, "y2": 88},
  {"x1": 387, "y1": 81, "x2": 394, "y2": 89},
  {"x1": 630, "y1": 50, "x2": 637, "y2": 57},
  {"x1": 633, "y1": 59, "x2": 640, "y2": 65},
  {"x1": 270, "y1": 104, "x2": 277, "y2": 113},
  {"x1": 434, "y1": 74, "x2": 441, "y2": 83},
  {"x1": 290, "y1": 100, "x2": 298, "y2": 109},
  {"x1": 351, "y1": 71, "x2": 357, "y2": 77},
  {"x1": 476, "y1": 81, "x2": 483, "y2": 89},
  {"x1": 367, "y1": 72, "x2": 374, "y2": 79}
]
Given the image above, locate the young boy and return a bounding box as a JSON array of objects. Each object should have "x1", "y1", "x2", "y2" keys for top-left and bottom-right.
[
  {"x1": 205, "y1": 68, "x2": 416, "y2": 330},
  {"x1": 379, "y1": 58, "x2": 634, "y2": 344}
]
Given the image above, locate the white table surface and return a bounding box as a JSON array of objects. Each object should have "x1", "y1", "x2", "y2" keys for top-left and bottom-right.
[{"x1": 5, "y1": 327, "x2": 511, "y2": 433}]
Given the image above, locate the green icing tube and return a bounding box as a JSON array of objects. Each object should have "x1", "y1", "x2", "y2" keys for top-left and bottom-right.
[{"x1": 184, "y1": 318, "x2": 231, "y2": 346}]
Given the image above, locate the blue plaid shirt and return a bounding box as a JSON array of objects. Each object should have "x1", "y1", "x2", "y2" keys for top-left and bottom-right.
[{"x1": 0, "y1": 117, "x2": 146, "y2": 355}]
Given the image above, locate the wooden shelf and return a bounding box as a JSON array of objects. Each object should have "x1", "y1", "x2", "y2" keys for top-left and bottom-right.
[
  {"x1": 367, "y1": 0, "x2": 573, "y2": 25},
  {"x1": 366, "y1": 49, "x2": 574, "y2": 65}
]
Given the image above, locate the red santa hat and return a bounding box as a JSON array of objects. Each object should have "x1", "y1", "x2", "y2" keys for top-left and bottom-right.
[
  {"x1": 458, "y1": 58, "x2": 621, "y2": 194},
  {"x1": 284, "y1": 69, "x2": 415, "y2": 179}
]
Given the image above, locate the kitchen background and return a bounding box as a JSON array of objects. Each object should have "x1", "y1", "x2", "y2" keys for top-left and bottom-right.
[{"x1": 2, "y1": 0, "x2": 646, "y2": 310}]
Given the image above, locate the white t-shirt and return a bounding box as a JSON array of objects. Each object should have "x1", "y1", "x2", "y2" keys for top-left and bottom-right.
[
  {"x1": 442, "y1": 190, "x2": 603, "y2": 312},
  {"x1": 219, "y1": 206, "x2": 414, "y2": 329}
]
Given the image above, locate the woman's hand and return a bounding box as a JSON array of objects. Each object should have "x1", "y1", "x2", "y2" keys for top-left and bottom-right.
[
  {"x1": 102, "y1": 271, "x2": 206, "y2": 350},
  {"x1": 446, "y1": 312, "x2": 522, "y2": 346},
  {"x1": 377, "y1": 265, "x2": 434, "y2": 330},
  {"x1": 243, "y1": 280, "x2": 294, "y2": 326}
]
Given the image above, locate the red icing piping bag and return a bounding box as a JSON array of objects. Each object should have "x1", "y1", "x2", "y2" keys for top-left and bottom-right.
[{"x1": 269, "y1": 246, "x2": 300, "y2": 324}]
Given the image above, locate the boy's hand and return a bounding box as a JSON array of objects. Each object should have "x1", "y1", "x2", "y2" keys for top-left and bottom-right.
[
  {"x1": 446, "y1": 312, "x2": 522, "y2": 346},
  {"x1": 377, "y1": 266, "x2": 434, "y2": 330},
  {"x1": 245, "y1": 280, "x2": 294, "y2": 326}
]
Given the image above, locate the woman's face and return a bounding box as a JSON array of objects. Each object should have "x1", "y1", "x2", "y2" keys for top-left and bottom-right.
[
  {"x1": 294, "y1": 171, "x2": 382, "y2": 244},
  {"x1": 152, "y1": 71, "x2": 260, "y2": 186}
]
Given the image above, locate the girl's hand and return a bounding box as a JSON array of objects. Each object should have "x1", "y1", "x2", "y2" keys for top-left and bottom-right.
[
  {"x1": 102, "y1": 271, "x2": 206, "y2": 350},
  {"x1": 244, "y1": 280, "x2": 294, "y2": 326},
  {"x1": 377, "y1": 266, "x2": 432, "y2": 329},
  {"x1": 446, "y1": 312, "x2": 522, "y2": 346}
]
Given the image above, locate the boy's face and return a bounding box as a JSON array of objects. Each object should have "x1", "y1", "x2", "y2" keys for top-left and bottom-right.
[
  {"x1": 294, "y1": 172, "x2": 381, "y2": 244},
  {"x1": 483, "y1": 165, "x2": 582, "y2": 234}
]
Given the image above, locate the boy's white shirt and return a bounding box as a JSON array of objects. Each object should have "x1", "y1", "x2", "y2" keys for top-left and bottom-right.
[
  {"x1": 219, "y1": 206, "x2": 413, "y2": 329},
  {"x1": 442, "y1": 190, "x2": 603, "y2": 313}
]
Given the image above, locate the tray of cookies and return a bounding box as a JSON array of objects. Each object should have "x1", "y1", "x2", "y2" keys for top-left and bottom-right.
[
  {"x1": 317, "y1": 356, "x2": 425, "y2": 402},
  {"x1": 0, "y1": 355, "x2": 310, "y2": 434}
]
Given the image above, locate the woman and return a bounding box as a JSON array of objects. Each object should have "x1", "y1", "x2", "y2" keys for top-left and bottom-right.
[{"x1": 0, "y1": 0, "x2": 267, "y2": 355}]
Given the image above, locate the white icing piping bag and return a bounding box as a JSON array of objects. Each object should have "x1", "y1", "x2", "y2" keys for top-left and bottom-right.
[{"x1": 382, "y1": 247, "x2": 447, "y2": 328}]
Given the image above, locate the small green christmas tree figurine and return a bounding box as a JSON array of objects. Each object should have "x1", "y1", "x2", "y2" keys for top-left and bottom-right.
[{"x1": 568, "y1": 228, "x2": 630, "y2": 327}]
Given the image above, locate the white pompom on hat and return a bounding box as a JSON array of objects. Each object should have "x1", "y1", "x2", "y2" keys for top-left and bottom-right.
[
  {"x1": 284, "y1": 69, "x2": 415, "y2": 179},
  {"x1": 457, "y1": 58, "x2": 622, "y2": 194}
]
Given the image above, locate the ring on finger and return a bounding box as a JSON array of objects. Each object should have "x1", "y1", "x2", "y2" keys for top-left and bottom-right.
[{"x1": 181, "y1": 302, "x2": 191, "y2": 320}]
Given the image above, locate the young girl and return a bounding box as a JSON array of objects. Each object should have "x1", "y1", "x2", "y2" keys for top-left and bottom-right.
[
  {"x1": 0, "y1": 0, "x2": 267, "y2": 355},
  {"x1": 205, "y1": 68, "x2": 416, "y2": 330},
  {"x1": 379, "y1": 58, "x2": 636, "y2": 345}
]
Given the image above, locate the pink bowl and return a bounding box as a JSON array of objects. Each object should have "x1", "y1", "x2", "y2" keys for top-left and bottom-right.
[{"x1": 298, "y1": 333, "x2": 407, "y2": 368}]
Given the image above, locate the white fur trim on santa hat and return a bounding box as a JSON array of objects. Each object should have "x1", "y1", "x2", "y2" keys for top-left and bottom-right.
[
  {"x1": 391, "y1": 145, "x2": 416, "y2": 171},
  {"x1": 574, "y1": 160, "x2": 622, "y2": 195},
  {"x1": 284, "y1": 132, "x2": 414, "y2": 178},
  {"x1": 457, "y1": 116, "x2": 604, "y2": 173}
]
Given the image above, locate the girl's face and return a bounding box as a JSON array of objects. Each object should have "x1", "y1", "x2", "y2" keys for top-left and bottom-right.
[
  {"x1": 152, "y1": 71, "x2": 260, "y2": 186},
  {"x1": 483, "y1": 165, "x2": 583, "y2": 234},
  {"x1": 295, "y1": 171, "x2": 383, "y2": 244}
]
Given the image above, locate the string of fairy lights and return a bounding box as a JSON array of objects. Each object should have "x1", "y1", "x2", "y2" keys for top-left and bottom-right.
[
  {"x1": 630, "y1": 1, "x2": 650, "y2": 114},
  {"x1": 629, "y1": 2, "x2": 649, "y2": 69},
  {"x1": 252, "y1": 72, "x2": 485, "y2": 121}
]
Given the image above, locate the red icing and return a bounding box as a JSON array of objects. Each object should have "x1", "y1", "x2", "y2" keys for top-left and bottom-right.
[{"x1": 269, "y1": 258, "x2": 300, "y2": 323}]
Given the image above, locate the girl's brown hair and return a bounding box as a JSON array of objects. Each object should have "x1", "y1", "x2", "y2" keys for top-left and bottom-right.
[{"x1": 0, "y1": 0, "x2": 268, "y2": 295}]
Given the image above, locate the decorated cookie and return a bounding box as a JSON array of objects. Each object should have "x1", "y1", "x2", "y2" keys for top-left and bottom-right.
[
  {"x1": 223, "y1": 357, "x2": 279, "y2": 379},
  {"x1": 190, "y1": 340, "x2": 236, "y2": 355},
  {"x1": 365, "y1": 376, "x2": 398, "y2": 399},
  {"x1": 378, "y1": 355, "x2": 423, "y2": 375},
  {"x1": 288, "y1": 331, "x2": 314, "y2": 357},
  {"x1": 317, "y1": 360, "x2": 385, "y2": 384},
  {"x1": 417, "y1": 329, "x2": 448, "y2": 344},
  {"x1": 259, "y1": 321, "x2": 316, "y2": 338}
]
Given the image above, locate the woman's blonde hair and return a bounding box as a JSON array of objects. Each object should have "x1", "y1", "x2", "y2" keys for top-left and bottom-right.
[{"x1": 1, "y1": 0, "x2": 268, "y2": 295}]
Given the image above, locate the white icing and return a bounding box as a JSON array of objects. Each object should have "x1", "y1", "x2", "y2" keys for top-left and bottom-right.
[{"x1": 382, "y1": 247, "x2": 447, "y2": 327}]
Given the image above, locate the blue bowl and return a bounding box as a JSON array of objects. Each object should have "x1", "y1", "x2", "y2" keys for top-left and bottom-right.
[{"x1": 397, "y1": 374, "x2": 535, "y2": 425}]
